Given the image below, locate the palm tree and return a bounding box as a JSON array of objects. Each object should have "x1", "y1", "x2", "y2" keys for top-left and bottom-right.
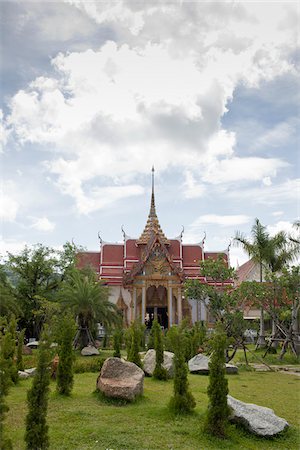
[
  {"x1": 234, "y1": 219, "x2": 297, "y2": 348},
  {"x1": 234, "y1": 219, "x2": 273, "y2": 347},
  {"x1": 60, "y1": 268, "x2": 120, "y2": 348}
]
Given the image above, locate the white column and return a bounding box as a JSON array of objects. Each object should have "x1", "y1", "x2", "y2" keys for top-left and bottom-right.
[
  {"x1": 168, "y1": 282, "x2": 173, "y2": 328},
  {"x1": 141, "y1": 282, "x2": 146, "y2": 325},
  {"x1": 177, "y1": 286, "x2": 182, "y2": 324},
  {"x1": 133, "y1": 287, "x2": 137, "y2": 322}
]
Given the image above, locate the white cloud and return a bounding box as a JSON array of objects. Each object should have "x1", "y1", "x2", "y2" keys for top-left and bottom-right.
[
  {"x1": 201, "y1": 157, "x2": 288, "y2": 185},
  {"x1": 191, "y1": 214, "x2": 251, "y2": 227},
  {"x1": 30, "y1": 217, "x2": 56, "y2": 232},
  {"x1": 183, "y1": 171, "x2": 206, "y2": 199},
  {"x1": 3, "y1": 1, "x2": 298, "y2": 214},
  {"x1": 227, "y1": 178, "x2": 300, "y2": 205},
  {"x1": 0, "y1": 110, "x2": 10, "y2": 152},
  {"x1": 272, "y1": 211, "x2": 284, "y2": 217},
  {"x1": 0, "y1": 237, "x2": 28, "y2": 257},
  {"x1": 0, "y1": 182, "x2": 19, "y2": 222},
  {"x1": 267, "y1": 220, "x2": 295, "y2": 237}
]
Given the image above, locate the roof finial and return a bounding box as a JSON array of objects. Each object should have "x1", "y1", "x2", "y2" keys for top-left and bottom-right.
[{"x1": 150, "y1": 166, "x2": 156, "y2": 218}]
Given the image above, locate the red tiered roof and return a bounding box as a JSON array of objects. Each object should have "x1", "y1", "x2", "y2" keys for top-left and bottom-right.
[{"x1": 76, "y1": 170, "x2": 230, "y2": 285}]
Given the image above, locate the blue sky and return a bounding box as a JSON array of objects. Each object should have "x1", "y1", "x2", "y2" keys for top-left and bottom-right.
[{"x1": 0, "y1": 1, "x2": 299, "y2": 266}]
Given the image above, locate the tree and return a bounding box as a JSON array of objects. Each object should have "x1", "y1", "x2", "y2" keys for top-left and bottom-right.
[
  {"x1": 60, "y1": 268, "x2": 119, "y2": 348},
  {"x1": 235, "y1": 266, "x2": 300, "y2": 358},
  {"x1": 0, "y1": 326, "x2": 13, "y2": 450},
  {"x1": 25, "y1": 327, "x2": 51, "y2": 450},
  {"x1": 0, "y1": 317, "x2": 18, "y2": 384},
  {"x1": 169, "y1": 327, "x2": 195, "y2": 415},
  {"x1": 0, "y1": 265, "x2": 21, "y2": 319},
  {"x1": 56, "y1": 314, "x2": 76, "y2": 396},
  {"x1": 5, "y1": 242, "x2": 79, "y2": 339},
  {"x1": 127, "y1": 321, "x2": 143, "y2": 368},
  {"x1": 152, "y1": 319, "x2": 168, "y2": 380},
  {"x1": 234, "y1": 219, "x2": 298, "y2": 348},
  {"x1": 185, "y1": 256, "x2": 241, "y2": 352},
  {"x1": 204, "y1": 325, "x2": 230, "y2": 438},
  {"x1": 113, "y1": 327, "x2": 123, "y2": 358}
]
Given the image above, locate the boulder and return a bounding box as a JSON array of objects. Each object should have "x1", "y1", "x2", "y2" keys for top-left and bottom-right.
[
  {"x1": 188, "y1": 354, "x2": 210, "y2": 374},
  {"x1": 228, "y1": 395, "x2": 289, "y2": 437},
  {"x1": 188, "y1": 354, "x2": 238, "y2": 374},
  {"x1": 97, "y1": 357, "x2": 144, "y2": 401},
  {"x1": 143, "y1": 349, "x2": 174, "y2": 378},
  {"x1": 225, "y1": 363, "x2": 239, "y2": 374},
  {"x1": 25, "y1": 368, "x2": 36, "y2": 377},
  {"x1": 22, "y1": 345, "x2": 32, "y2": 355},
  {"x1": 18, "y1": 370, "x2": 29, "y2": 379},
  {"x1": 81, "y1": 345, "x2": 99, "y2": 356}
]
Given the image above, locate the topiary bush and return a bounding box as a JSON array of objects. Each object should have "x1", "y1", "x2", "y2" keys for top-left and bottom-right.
[
  {"x1": 169, "y1": 327, "x2": 195, "y2": 415},
  {"x1": 204, "y1": 325, "x2": 230, "y2": 438},
  {"x1": 25, "y1": 327, "x2": 51, "y2": 450},
  {"x1": 56, "y1": 314, "x2": 76, "y2": 396},
  {"x1": 113, "y1": 327, "x2": 123, "y2": 358},
  {"x1": 152, "y1": 320, "x2": 168, "y2": 380},
  {"x1": 127, "y1": 322, "x2": 143, "y2": 369}
]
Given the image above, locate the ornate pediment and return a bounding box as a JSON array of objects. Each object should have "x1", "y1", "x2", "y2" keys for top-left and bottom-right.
[{"x1": 123, "y1": 235, "x2": 184, "y2": 285}]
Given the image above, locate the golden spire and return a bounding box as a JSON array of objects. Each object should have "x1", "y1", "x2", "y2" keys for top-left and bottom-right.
[{"x1": 137, "y1": 167, "x2": 169, "y2": 245}]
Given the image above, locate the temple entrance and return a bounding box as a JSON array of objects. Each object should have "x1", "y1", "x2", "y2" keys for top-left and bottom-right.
[
  {"x1": 145, "y1": 285, "x2": 168, "y2": 329},
  {"x1": 145, "y1": 306, "x2": 168, "y2": 329}
]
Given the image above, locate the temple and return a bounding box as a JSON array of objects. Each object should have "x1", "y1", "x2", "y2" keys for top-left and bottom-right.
[{"x1": 77, "y1": 168, "x2": 232, "y2": 328}]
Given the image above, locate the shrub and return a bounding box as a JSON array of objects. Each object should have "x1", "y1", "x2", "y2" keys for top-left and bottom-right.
[
  {"x1": 113, "y1": 328, "x2": 123, "y2": 358},
  {"x1": 56, "y1": 315, "x2": 76, "y2": 396},
  {"x1": 1, "y1": 319, "x2": 18, "y2": 384},
  {"x1": 127, "y1": 322, "x2": 142, "y2": 368},
  {"x1": 0, "y1": 332, "x2": 13, "y2": 449},
  {"x1": 17, "y1": 329, "x2": 25, "y2": 372},
  {"x1": 25, "y1": 327, "x2": 51, "y2": 450},
  {"x1": 169, "y1": 327, "x2": 195, "y2": 415},
  {"x1": 204, "y1": 325, "x2": 230, "y2": 438},
  {"x1": 73, "y1": 357, "x2": 106, "y2": 374},
  {"x1": 152, "y1": 320, "x2": 168, "y2": 380}
]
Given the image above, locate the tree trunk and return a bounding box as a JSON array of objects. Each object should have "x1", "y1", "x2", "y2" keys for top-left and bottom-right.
[
  {"x1": 257, "y1": 307, "x2": 266, "y2": 348},
  {"x1": 256, "y1": 262, "x2": 266, "y2": 348},
  {"x1": 292, "y1": 303, "x2": 300, "y2": 356}
]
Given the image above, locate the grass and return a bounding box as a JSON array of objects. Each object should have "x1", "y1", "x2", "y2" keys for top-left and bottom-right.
[
  {"x1": 231, "y1": 345, "x2": 300, "y2": 366},
  {"x1": 5, "y1": 369, "x2": 300, "y2": 449}
]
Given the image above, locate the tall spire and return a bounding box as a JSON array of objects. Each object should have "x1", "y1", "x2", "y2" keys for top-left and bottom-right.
[
  {"x1": 137, "y1": 167, "x2": 169, "y2": 245},
  {"x1": 150, "y1": 165, "x2": 156, "y2": 217}
]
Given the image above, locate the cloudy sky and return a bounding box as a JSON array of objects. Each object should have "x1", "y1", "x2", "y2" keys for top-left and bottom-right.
[{"x1": 0, "y1": 0, "x2": 299, "y2": 266}]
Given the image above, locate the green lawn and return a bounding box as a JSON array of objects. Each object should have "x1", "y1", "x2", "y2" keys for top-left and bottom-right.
[{"x1": 5, "y1": 370, "x2": 300, "y2": 450}]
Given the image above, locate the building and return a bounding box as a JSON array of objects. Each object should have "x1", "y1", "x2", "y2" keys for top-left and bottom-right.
[{"x1": 77, "y1": 169, "x2": 232, "y2": 328}]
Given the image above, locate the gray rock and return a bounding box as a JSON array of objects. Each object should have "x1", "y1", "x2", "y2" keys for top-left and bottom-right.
[
  {"x1": 18, "y1": 370, "x2": 30, "y2": 379},
  {"x1": 188, "y1": 354, "x2": 238, "y2": 374},
  {"x1": 188, "y1": 354, "x2": 210, "y2": 374},
  {"x1": 81, "y1": 345, "x2": 99, "y2": 356},
  {"x1": 24, "y1": 368, "x2": 36, "y2": 377},
  {"x1": 143, "y1": 349, "x2": 174, "y2": 378},
  {"x1": 97, "y1": 357, "x2": 144, "y2": 401},
  {"x1": 225, "y1": 363, "x2": 238, "y2": 374},
  {"x1": 228, "y1": 395, "x2": 289, "y2": 437}
]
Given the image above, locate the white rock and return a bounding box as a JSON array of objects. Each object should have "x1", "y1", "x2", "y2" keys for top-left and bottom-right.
[
  {"x1": 188, "y1": 354, "x2": 238, "y2": 374},
  {"x1": 143, "y1": 349, "x2": 174, "y2": 377},
  {"x1": 81, "y1": 345, "x2": 99, "y2": 356},
  {"x1": 228, "y1": 395, "x2": 289, "y2": 437},
  {"x1": 18, "y1": 370, "x2": 29, "y2": 379},
  {"x1": 24, "y1": 368, "x2": 36, "y2": 377}
]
